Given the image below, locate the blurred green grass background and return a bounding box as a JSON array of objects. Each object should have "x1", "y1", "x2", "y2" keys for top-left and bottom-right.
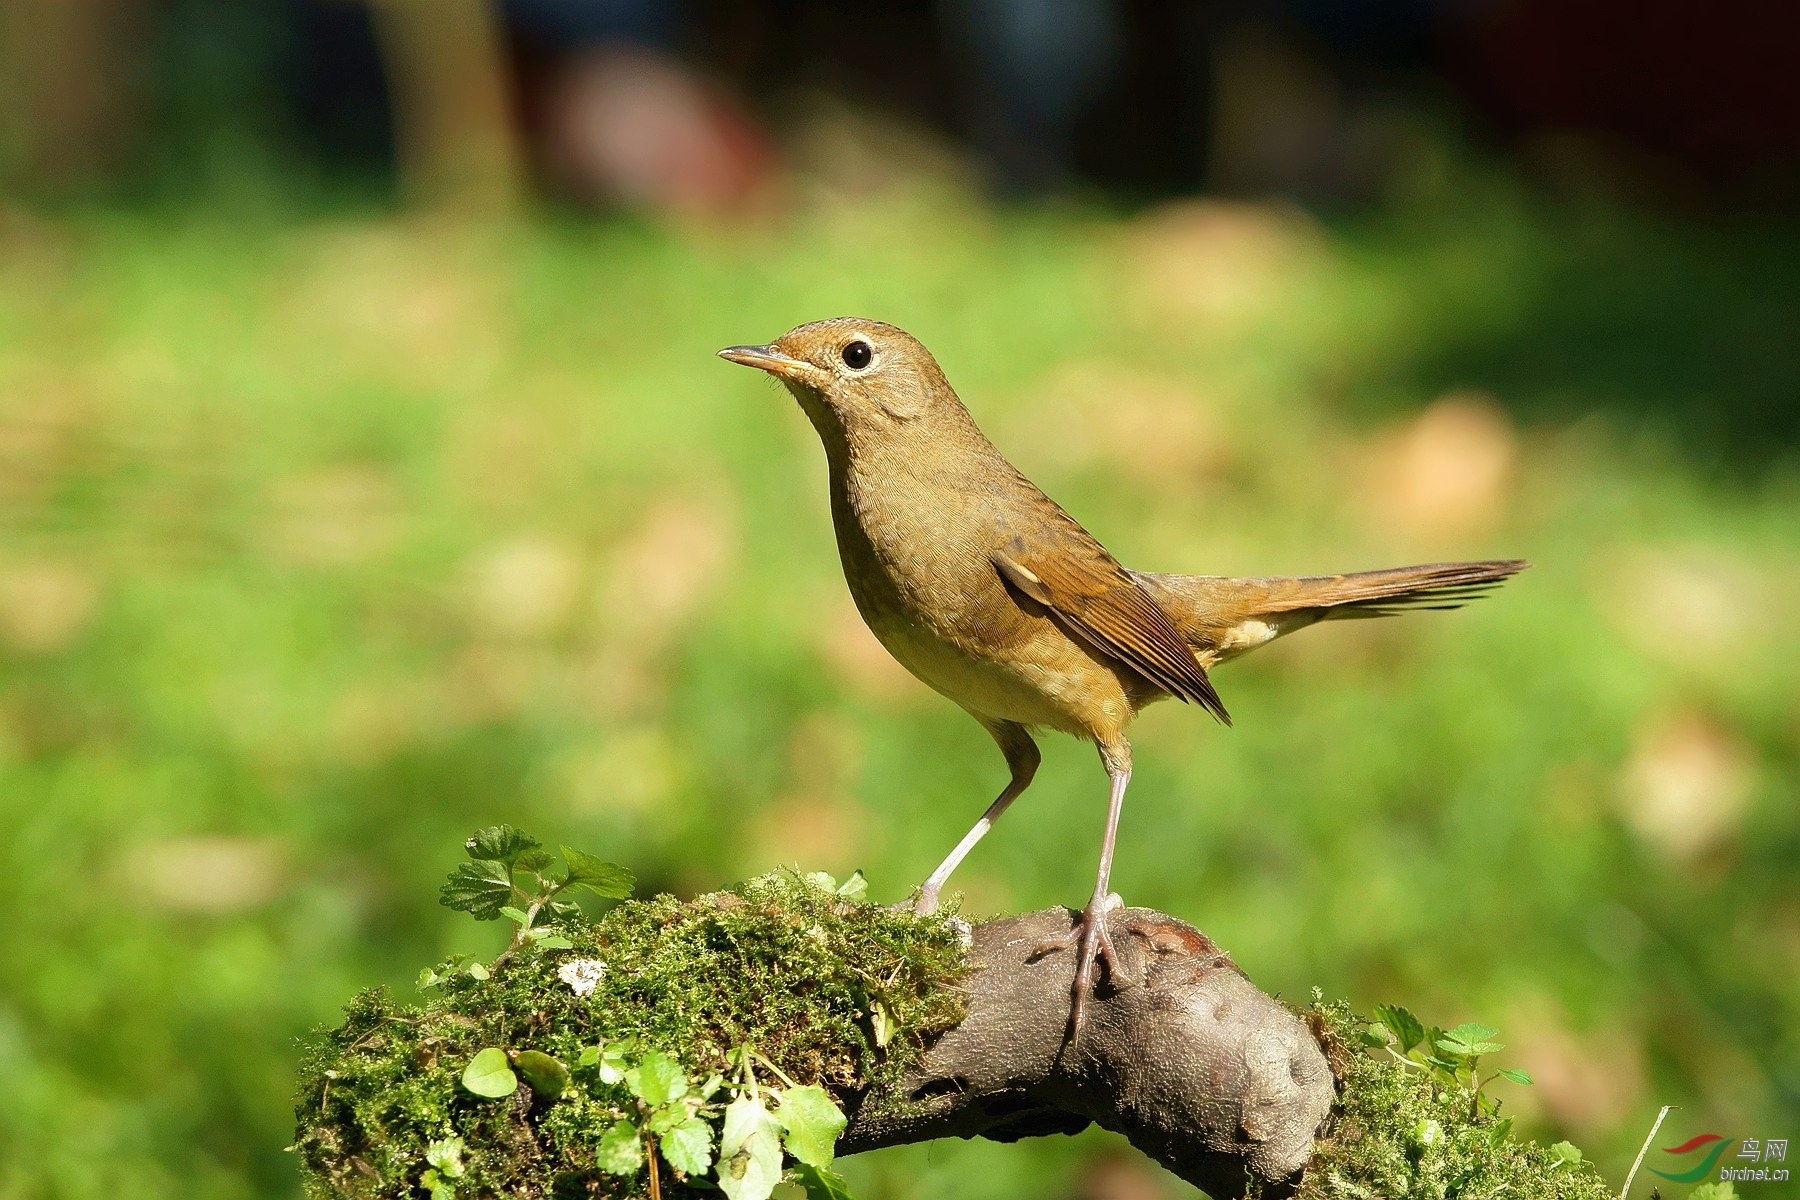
[{"x1": 0, "y1": 168, "x2": 1796, "y2": 1200}]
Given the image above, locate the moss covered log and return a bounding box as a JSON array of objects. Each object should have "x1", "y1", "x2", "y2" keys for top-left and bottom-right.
[{"x1": 295, "y1": 876, "x2": 1618, "y2": 1200}]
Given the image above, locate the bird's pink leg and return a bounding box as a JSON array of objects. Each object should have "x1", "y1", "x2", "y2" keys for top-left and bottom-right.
[
  {"x1": 1032, "y1": 753, "x2": 1135, "y2": 1037},
  {"x1": 915, "y1": 720, "x2": 1039, "y2": 915}
]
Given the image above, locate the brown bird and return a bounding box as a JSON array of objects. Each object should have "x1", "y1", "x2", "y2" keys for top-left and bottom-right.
[{"x1": 719, "y1": 317, "x2": 1524, "y2": 1035}]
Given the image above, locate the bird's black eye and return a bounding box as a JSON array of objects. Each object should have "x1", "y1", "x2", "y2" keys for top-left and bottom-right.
[{"x1": 841, "y1": 340, "x2": 872, "y2": 370}]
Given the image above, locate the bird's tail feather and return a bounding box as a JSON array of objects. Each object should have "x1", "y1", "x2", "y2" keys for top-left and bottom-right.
[{"x1": 1134, "y1": 559, "x2": 1527, "y2": 664}]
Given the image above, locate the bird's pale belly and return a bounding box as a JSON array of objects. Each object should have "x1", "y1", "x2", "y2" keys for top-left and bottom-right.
[{"x1": 846, "y1": 567, "x2": 1135, "y2": 738}]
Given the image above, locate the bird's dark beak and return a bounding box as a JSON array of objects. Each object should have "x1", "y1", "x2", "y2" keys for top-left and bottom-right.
[{"x1": 717, "y1": 343, "x2": 825, "y2": 386}]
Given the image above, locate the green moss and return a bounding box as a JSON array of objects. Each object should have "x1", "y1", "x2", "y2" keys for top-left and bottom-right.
[
  {"x1": 293, "y1": 872, "x2": 968, "y2": 1199},
  {"x1": 1276, "y1": 1001, "x2": 1614, "y2": 1200}
]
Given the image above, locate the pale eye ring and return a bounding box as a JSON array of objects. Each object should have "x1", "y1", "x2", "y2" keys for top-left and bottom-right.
[{"x1": 841, "y1": 340, "x2": 873, "y2": 370}]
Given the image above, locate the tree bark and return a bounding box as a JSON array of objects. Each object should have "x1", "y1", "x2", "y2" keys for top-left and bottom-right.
[{"x1": 840, "y1": 905, "x2": 1336, "y2": 1197}]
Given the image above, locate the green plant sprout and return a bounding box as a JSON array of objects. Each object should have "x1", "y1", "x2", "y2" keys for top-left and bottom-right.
[
  {"x1": 437, "y1": 825, "x2": 635, "y2": 967},
  {"x1": 1362, "y1": 1004, "x2": 1534, "y2": 1123}
]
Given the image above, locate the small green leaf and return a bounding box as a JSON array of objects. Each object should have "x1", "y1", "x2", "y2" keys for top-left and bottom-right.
[
  {"x1": 626, "y1": 1051, "x2": 688, "y2": 1108},
  {"x1": 560, "y1": 846, "x2": 635, "y2": 899},
  {"x1": 595, "y1": 1120, "x2": 644, "y2": 1175},
  {"x1": 661, "y1": 1117, "x2": 715, "y2": 1176},
  {"x1": 498, "y1": 906, "x2": 530, "y2": 924},
  {"x1": 870, "y1": 1000, "x2": 894, "y2": 1048},
  {"x1": 775, "y1": 1085, "x2": 847, "y2": 1168},
  {"x1": 1487, "y1": 1116, "x2": 1515, "y2": 1148},
  {"x1": 530, "y1": 933, "x2": 574, "y2": 950},
  {"x1": 464, "y1": 961, "x2": 489, "y2": 981},
  {"x1": 1549, "y1": 1140, "x2": 1583, "y2": 1166},
  {"x1": 791, "y1": 1163, "x2": 855, "y2": 1200},
  {"x1": 440, "y1": 860, "x2": 513, "y2": 920},
  {"x1": 719, "y1": 1096, "x2": 784, "y2": 1200},
  {"x1": 1438, "y1": 1022, "x2": 1504, "y2": 1057},
  {"x1": 645, "y1": 1103, "x2": 688, "y2": 1136},
  {"x1": 803, "y1": 871, "x2": 838, "y2": 893},
  {"x1": 1496, "y1": 1067, "x2": 1532, "y2": 1086},
  {"x1": 417, "y1": 968, "x2": 441, "y2": 990},
  {"x1": 422, "y1": 1169, "x2": 456, "y2": 1200},
  {"x1": 425, "y1": 1137, "x2": 466, "y2": 1178},
  {"x1": 514, "y1": 1050, "x2": 570, "y2": 1099},
  {"x1": 833, "y1": 871, "x2": 868, "y2": 901},
  {"x1": 1373, "y1": 1004, "x2": 1425, "y2": 1053},
  {"x1": 698, "y1": 1072, "x2": 725, "y2": 1100},
  {"x1": 460, "y1": 1048, "x2": 517, "y2": 1098},
  {"x1": 514, "y1": 847, "x2": 555, "y2": 873},
  {"x1": 547, "y1": 898, "x2": 585, "y2": 923},
  {"x1": 596, "y1": 1043, "x2": 631, "y2": 1086},
  {"x1": 1356, "y1": 1023, "x2": 1389, "y2": 1048},
  {"x1": 466, "y1": 825, "x2": 541, "y2": 868},
  {"x1": 577, "y1": 1045, "x2": 601, "y2": 1067}
]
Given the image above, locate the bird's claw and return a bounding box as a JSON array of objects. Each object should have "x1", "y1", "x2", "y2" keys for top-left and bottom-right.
[{"x1": 1030, "y1": 895, "x2": 1137, "y2": 1038}]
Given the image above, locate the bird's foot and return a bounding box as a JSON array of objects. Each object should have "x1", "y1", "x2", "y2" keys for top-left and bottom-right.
[
  {"x1": 912, "y1": 882, "x2": 941, "y2": 916},
  {"x1": 1030, "y1": 892, "x2": 1135, "y2": 1038}
]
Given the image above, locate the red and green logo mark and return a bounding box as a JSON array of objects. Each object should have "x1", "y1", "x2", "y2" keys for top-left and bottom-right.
[{"x1": 1651, "y1": 1134, "x2": 1736, "y2": 1182}]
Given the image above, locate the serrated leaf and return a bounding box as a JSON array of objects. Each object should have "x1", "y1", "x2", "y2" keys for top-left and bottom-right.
[
  {"x1": 833, "y1": 871, "x2": 868, "y2": 901},
  {"x1": 440, "y1": 860, "x2": 513, "y2": 920},
  {"x1": 791, "y1": 1163, "x2": 854, "y2": 1200},
  {"x1": 596, "y1": 1044, "x2": 630, "y2": 1086},
  {"x1": 514, "y1": 1050, "x2": 569, "y2": 1100},
  {"x1": 547, "y1": 898, "x2": 585, "y2": 923},
  {"x1": 1373, "y1": 1004, "x2": 1425, "y2": 1053},
  {"x1": 514, "y1": 847, "x2": 554, "y2": 873},
  {"x1": 1496, "y1": 1067, "x2": 1532, "y2": 1086},
  {"x1": 661, "y1": 1118, "x2": 714, "y2": 1176},
  {"x1": 626, "y1": 1051, "x2": 688, "y2": 1108},
  {"x1": 1439, "y1": 1022, "x2": 1503, "y2": 1056},
  {"x1": 775, "y1": 1085, "x2": 847, "y2": 1168},
  {"x1": 646, "y1": 1103, "x2": 689, "y2": 1136},
  {"x1": 719, "y1": 1096, "x2": 784, "y2": 1200},
  {"x1": 1549, "y1": 1140, "x2": 1583, "y2": 1166},
  {"x1": 425, "y1": 1137, "x2": 466, "y2": 1177},
  {"x1": 560, "y1": 846, "x2": 634, "y2": 899},
  {"x1": 460, "y1": 1048, "x2": 517, "y2": 1098},
  {"x1": 465, "y1": 825, "x2": 541, "y2": 867},
  {"x1": 596, "y1": 1121, "x2": 644, "y2": 1174}
]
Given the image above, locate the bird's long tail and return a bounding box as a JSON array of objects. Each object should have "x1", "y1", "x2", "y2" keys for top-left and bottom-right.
[{"x1": 1134, "y1": 559, "x2": 1528, "y2": 666}]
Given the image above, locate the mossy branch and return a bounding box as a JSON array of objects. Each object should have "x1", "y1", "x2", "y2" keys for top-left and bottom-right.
[{"x1": 294, "y1": 875, "x2": 1616, "y2": 1200}]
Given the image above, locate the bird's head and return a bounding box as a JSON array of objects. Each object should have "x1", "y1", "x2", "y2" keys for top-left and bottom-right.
[{"x1": 718, "y1": 318, "x2": 958, "y2": 439}]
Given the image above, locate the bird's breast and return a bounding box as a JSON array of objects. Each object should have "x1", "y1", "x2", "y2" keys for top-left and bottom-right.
[{"x1": 826, "y1": 463, "x2": 1134, "y2": 735}]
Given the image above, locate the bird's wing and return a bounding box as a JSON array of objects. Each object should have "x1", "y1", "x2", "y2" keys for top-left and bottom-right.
[{"x1": 992, "y1": 529, "x2": 1230, "y2": 724}]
